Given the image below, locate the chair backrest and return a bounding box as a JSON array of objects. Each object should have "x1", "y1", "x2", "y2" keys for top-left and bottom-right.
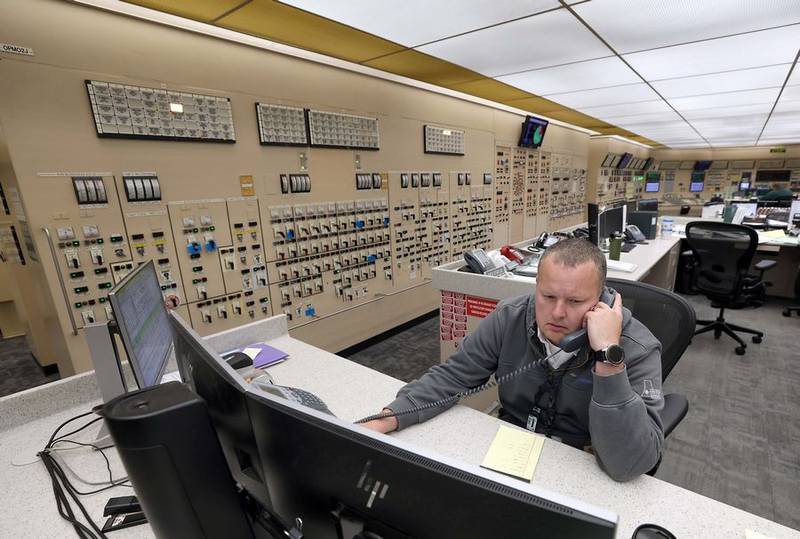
[
  {"x1": 607, "y1": 279, "x2": 696, "y2": 380},
  {"x1": 684, "y1": 221, "x2": 758, "y2": 301}
]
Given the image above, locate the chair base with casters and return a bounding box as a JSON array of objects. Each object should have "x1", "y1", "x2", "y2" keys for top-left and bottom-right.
[
  {"x1": 694, "y1": 305, "x2": 763, "y2": 355},
  {"x1": 784, "y1": 306, "x2": 800, "y2": 317}
]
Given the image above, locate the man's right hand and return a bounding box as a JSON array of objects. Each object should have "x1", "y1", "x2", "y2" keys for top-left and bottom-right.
[{"x1": 360, "y1": 409, "x2": 398, "y2": 434}]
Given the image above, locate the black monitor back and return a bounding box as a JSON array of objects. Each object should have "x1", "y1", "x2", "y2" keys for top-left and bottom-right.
[
  {"x1": 170, "y1": 311, "x2": 272, "y2": 509},
  {"x1": 245, "y1": 390, "x2": 616, "y2": 539}
]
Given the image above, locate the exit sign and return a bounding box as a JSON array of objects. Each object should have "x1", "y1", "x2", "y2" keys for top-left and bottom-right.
[{"x1": 770, "y1": 147, "x2": 786, "y2": 153}]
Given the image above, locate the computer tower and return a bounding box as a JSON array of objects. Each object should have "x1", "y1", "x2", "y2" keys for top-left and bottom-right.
[
  {"x1": 100, "y1": 382, "x2": 255, "y2": 539},
  {"x1": 627, "y1": 211, "x2": 658, "y2": 240},
  {"x1": 587, "y1": 203, "x2": 600, "y2": 245}
]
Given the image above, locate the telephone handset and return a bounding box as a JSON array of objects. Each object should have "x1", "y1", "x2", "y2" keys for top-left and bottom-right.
[
  {"x1": 356, "y1": 287, "x2": 619, "y2": 425},
  {"x1": 624, "y1": 224, "x2": 646, "y2": 243},
  {"x1": 464, "y1": 248, "x2": 505, "y2": 276},
  {"x1": 500, "y1": 245, "x2": 524, "y2": 263},
  {"x1": 557, "y1": 287, "x2": 616, "y2": 353}
]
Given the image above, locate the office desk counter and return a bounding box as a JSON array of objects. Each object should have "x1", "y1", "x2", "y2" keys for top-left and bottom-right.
[{"x1": 2, "y1": 316, "x2": 799, "y2": 539}]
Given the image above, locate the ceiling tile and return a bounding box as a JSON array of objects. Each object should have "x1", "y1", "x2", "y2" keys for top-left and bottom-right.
[
  {"x1": 582, "y1": 99, "x2": 672, "y2": 121},
  {"x1": 362, "y1": 49, "x2": 480, "y2": 86},
  {"x1": 573, "y1": 0, "x2": 800, "y2": 54},
  {"x1": 545, "y1": 83, "x2": 660, "y2": 109},
  {"x1": 651, "y1": 64, "x2": 792, "y2": 98},
  {"x1": 497, "y1": 56, "x2": 640, "y2": 95},
  {"x1": 279, "y1": 0, "x2": 562, "y2": 47},
  {"x1": 123, "y1": 0, "x2": 255, "y2": 22},
  {"x1": 680, "y1": 103, "x2": 774, "y2": 120},
  {"x1": 669, "y1": 88, "x2": 781, "y2": 113},
  {"x1": 622, "y1": 25, "x2": 800, "y2": 81},
  {"x1": 418, "y1": 8, "x2": 611, "y2": 77},
  {"x1": 216, "y1": 0, "x2": 404, "y2": 62}
]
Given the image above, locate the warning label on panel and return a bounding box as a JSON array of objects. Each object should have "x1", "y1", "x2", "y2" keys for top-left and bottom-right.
[{"x1": 466, "y1": 296, "x2": 498, "y2": 318}]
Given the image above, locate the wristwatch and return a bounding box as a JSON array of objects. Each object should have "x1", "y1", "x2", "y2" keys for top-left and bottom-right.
[{"x1": 596, "y1": 344, "x2": 625, "y2": 365}]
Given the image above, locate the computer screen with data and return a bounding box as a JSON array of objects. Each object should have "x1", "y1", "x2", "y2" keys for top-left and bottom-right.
[{"x1": 109, "y1": 260, "x2": 173, "y2": 389}]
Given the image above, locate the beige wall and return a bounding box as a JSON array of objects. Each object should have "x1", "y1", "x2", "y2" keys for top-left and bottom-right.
[{"x1": 0, "y1": 0, "x2": 589, "y2": 376}]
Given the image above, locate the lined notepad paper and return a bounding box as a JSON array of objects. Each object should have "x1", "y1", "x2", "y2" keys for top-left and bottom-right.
[{"x1": 480, "y1": 425, "x2": 544, "y2": 482}]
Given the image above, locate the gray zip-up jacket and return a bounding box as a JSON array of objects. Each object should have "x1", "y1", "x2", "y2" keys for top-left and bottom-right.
[{"x1": 387, "y1": 294, "x2": 665, "y2": 482}]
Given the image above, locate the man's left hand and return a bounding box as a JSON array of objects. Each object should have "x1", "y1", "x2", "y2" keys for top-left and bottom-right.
[{"x1": 584, "y1": 291, "x2": 623, "y2": 352}]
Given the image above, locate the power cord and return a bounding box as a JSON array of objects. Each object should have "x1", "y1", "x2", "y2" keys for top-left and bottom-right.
[{"x1": 38, "y1": 409, "x2": 129, "y2": 538}]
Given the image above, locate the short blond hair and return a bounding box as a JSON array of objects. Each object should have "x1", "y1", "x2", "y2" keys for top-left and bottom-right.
[{"x1": 539, "y1": 238, "x2": 606, "y2": 292}]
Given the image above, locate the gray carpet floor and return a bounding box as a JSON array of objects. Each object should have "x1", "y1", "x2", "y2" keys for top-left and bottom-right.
[
  {"x1": 0, "y1": 335, "x2": 60, "y2": 398},
  {"x1": 345, "y1": 295, "x2": 800, "y2": 532}
]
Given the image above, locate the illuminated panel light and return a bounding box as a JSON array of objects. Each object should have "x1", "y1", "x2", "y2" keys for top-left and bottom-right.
[
  {"x1": 651, "y1": 64, "x2": 792, "y2": 98},
  {"x1": 623, "y1": 25, "x2": 800, "y2": 81},
  {"x1": 418, "y1": 8, "x2": 611, "y2": 77},
  {"x1": 498, "y1": 56, "x2": 640, "y2": 96},
  {"x1": 669, "y1": 88, "x2": 780, "y2": 113},
  {"x1": 574, "y1": 0, "x2": 800, "y2": 53},
  {"x1": 280, "y1": 0, "x2": 562, "y2": 47}
]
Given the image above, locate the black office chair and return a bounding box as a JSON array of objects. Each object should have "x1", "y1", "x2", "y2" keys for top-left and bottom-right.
[
  {"x1": 607, "y1": 279, "x2": 694, "y2": 445},
  {"x1": 685, "y1": 221, "x2": 765, "y2": 355}
]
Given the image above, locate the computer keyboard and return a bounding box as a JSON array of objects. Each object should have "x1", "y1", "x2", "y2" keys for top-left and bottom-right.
[
  {"x1": 606, "y1": 259, "x2": 638, "y2": 273},
  {"x1": 252, "y1": 378, "x2": 335, "y2": 416}
]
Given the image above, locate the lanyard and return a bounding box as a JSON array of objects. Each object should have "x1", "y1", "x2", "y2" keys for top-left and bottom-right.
[{"x1": 527, "y1": 350, "x2": 590, "y2": 436}]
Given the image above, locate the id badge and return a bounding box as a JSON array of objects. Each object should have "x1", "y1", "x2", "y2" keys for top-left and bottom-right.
[{"x1": 526, "y1": 407, "x2": 541, "y2": 432}]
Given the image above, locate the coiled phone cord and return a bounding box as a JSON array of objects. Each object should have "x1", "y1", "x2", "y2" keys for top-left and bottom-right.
[{"x1": 355, "y1": 348, "x2": 565, "y2": 424}]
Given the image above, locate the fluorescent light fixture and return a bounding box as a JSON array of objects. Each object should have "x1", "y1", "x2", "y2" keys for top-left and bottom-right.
[
  {"x1": 669, "y1": 88, "x2": 780, "y2": 113},
  {"x1": 680, "y1": 103, "x2": 774, "y2": 120},
  {"x1": 582, "y1": 99, "x2": 672, "y2": 121},
  {"x1": 419, "y1": 8, "x2": 611, "y2": 77},
  {"x1": 574, "y1": 0, "x2": 800, "y2": 54},
  {"x1": 169, "y1": 103, "x2": 183, "y2": 113},
  {"x1": 498, "y1": 56, "x2": 640, "y2": 96},
  {"x1": 623, "y1": 25, "x2": 800, "y2": 81},
  {"x1": 651, "y1": 64, "x2": 792, "y2": 98},
  {"x1": 545, "y1": 84, "x2": 663, "y2": 109},
  {"x1": 280, "y1": 0, "x2": 562, "y2": 47}
]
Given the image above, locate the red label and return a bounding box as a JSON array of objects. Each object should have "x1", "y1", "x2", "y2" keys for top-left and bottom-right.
[{"x1": 466, "y1": 296, "x2": 498, "y2": 318}]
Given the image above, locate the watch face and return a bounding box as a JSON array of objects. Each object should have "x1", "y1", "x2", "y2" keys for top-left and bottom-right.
[{"x1": 606, "y1": 344, "x2": 625, "y2": 365}]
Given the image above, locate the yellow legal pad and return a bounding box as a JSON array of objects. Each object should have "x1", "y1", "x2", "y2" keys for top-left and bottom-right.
[{"x1": 480, "y1": 425, "x2": 544, "y2": 482}]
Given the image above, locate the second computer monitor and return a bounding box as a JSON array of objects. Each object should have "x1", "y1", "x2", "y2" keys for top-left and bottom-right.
[
  {"x1": 108, "y1": 260, "x2": 173, "y2": 389},
  {"x1": 598, "y1": 205, "x2": 625, "y2": 241}
]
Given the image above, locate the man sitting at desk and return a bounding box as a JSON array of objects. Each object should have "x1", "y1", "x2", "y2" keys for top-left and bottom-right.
[{"x1": 363, "y1": 239, "x2": 664, "y2": 482}]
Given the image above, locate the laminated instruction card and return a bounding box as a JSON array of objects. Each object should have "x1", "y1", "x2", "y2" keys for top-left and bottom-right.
[{"x1": 480, "y1": 424, "x2": 544, "y2": 482}]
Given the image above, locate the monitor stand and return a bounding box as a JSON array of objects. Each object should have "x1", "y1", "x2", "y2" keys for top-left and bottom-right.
[{"x1": 85, "y1": 321, "x2": 128, "y2": 448}]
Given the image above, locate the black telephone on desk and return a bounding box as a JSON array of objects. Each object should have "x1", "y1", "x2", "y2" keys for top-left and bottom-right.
[
  {"x1": 464, "y1": 248, "x2": 505, "y2": 276},
  {"x1": 356, "y1": 287, "x2": 618, "y2": 424},
  {"x1": 624, "y1": 224, "x2": 646, "y2": 243}
]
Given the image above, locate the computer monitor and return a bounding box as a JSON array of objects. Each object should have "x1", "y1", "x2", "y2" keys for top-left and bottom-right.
[
  {"x1": 109, "y1": 260, "x2": 172, "y2": 389},
  {"x1": 790, "y1": 199, "x2": 800, "y2": 226},
  {"x1": 598, "y1": 205, "x2": 625, "y2": 241},
  {"x1": 169, "y1": 315, "x2": 618, "y2": 539},
  {"x1": 645, "y1": 181, "x2": 660, "y2": 193},
  {"x1": 617, "y1": 153, "x2": 633, "y2": 169},
  {"x1": 739, "y1": 180, "x2": 751, "y2": 191},
  {"x1": 169, "y1": 310, "x2": 272, "y2": 509},
  {"x1": 637, "y1": 198, "x2": 659, "y2": 212}
]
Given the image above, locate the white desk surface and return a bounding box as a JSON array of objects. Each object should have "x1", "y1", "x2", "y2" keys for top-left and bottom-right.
[
  {"x1": 432, "y1": 234, "x2": 681, "y2": 299},
  {"x1": 1, "y1": 316, "x2": 798, "y2": 538}
]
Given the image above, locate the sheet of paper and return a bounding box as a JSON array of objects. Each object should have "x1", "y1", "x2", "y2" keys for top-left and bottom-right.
[
  {"x1": 480, "y1": 425, "x2": 544, "y2": 482},
  {"x1": 745, "y1": 529, "x2": 774, "y2": 539},
  {"x1": 760, "y1": 229, "x2": 787, "y2": 238},
  {"x1": 242, "y1": 347, "x2": 262, "y2": 360}
]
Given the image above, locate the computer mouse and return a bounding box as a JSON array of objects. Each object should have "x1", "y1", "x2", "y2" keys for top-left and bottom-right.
[
  {"x1": 222, "y1": 351, "x2": 253, "y2": 370},
  {"x1": 631, "y1": 523, "x2": 676, "y2": 539}
]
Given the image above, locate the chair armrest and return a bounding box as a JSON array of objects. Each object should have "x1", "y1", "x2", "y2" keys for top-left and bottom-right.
[
  {"x1": 754, "y1": 260, "x2": 777, "y2": 271},
  {"x1": 662, "y1": 393, "x2": 689, "y2": 438}
]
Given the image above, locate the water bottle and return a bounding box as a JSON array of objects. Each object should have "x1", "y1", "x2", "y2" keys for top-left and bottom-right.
[{"x1": 662, "y1": 217, "x2": 674, "y2": 238}]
